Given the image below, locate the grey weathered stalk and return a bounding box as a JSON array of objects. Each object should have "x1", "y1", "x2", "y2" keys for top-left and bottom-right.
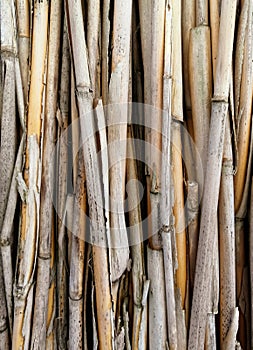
[
  {"x1": 31, "y1": 1, "x2": 62, "y2": 348},
  {"x1": 126, "y1": 127, "x2": 146, "y2": 349},
  {"x1": 219, "y1": 115, "x2": 237, "y2": 348},
  {"x1": 65, "y1": 1, "x2": 114, "y2": 348},
  {"x1": 56, "y1": 15, "x2": 69, "y2": 350},
  {"x1": 107, "y1": 0, "x2": 132, "y2": 282},
  {"x1": 147, "y1": 246, "x2": 167, "y2": 349},
  {"x1": 188, "y1": 0, "x2": 237, "y2": 344}
]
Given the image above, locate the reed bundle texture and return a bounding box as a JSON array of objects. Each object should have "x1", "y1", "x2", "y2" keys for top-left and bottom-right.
[{"x1": 0, "y1": 0, "x2": 252, "y2": 349}]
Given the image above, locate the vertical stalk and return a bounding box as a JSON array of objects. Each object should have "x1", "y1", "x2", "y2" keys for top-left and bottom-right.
[
  {"x1": 65, "y1": 1, "x2": 114, "y2": 348},
  {"x1": 147, "y1": 246, "x2": 167, "y2": 349},
  {"x1": 56, "y1": 15, "x2": 70, "y2": 349},
  {"x1": 126, "y1": 127, "x2": 146, "y2": 349},
  {"x1": 12, "y1": 0, "x2": 49, "y2": 348},
  {"x1": 107, "y1": 0, "x2": 132, "y2": 283},
  {"x1": 16, "y1": 0, "x2": 30, "y2": 102},
  {"x1": 219, "y1": 114, "x2": 237, "y2": 348},
  {"x1": 31, "y1": 1, "x2": 62, "y2": 348},
  {"x1": 188, "y1": 0, "x2": 237, "y2": 346}
]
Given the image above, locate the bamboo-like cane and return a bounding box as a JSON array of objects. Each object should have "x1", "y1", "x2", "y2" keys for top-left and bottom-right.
[
  {"x1": 189, "y1": 25, "x2": 212, "y2": 183},
  {"x1": 147, "y1": 246, "x2": 167, "y2": 349},
  {"x1": 87, "y1": 0, "x2": 100, "y2": 97},
  {"x1": 182, "y1": 0, "x2": 195, "y2": 117},
  {"x1": 46, "y1": 222, "x2": 56, "y2": 350},
  {"x1": 188, "y1": 0, "x2": 237, "y2": 347},
  {"x1": 209, "y1": 0, "x2": 220, "y2": 80},
  {"x1": 69, "y1": 150, "x2": 86, "y2": 349},
  {"x1": 234, "y1": 4, "x2": 253, "y2": 346},
  {"x1": 250, "y1": 178, "x2": 253, "y2": 349},
  {"x1": 16, "y1": 0, "x2": 30, "y2": 103},
  {"x1": 0, "y1": 0, "x2": 17, "y2": 257},
  {"x1": 101, "y1": 0, "x2": 110, "y2": 105},
  {"x1": 126, "y1": 127, "x2": 146, "y2": 349},
  {"x1": 138, "y1": 0, "x2": 165, "y2": 250},
  {"x1": 234, "y1": 2, "x2": 253, "y2": 214},
  {"x1": 0, "y1": 257, "x2": 9, "y2": 349},
  {"x1": 0, "y1": 0, "x2": 22, "y2": 335},
  {"x1": 171, "y1": 0, "x2": 183, "y2": 122},
  {"x1": 234, "y1": 0, "x2": 248, "y2": 121},
  {"x1": 56, "y1": 16, "x2": 69, "y2": 349},
  {"x1": 12, "y1": 0, "x2": 49, "y2": 348},
  {"x1": 187, "y1": 181, "x2": 199, "y2": 291},
  {"x1": 161, "y1": 3, "x2": 179, "y2": 347},
  {"x1": 65, "y1": 2, "x2": 113, "y2": 348},
  {"x1": 196, "y1": 0, "x2": 208, "y2": 26},
  {"x1": 219, "y1": 114, "x2": 237, "y2": 348},
  {"x1": 171, "y1": 121, "x2": 187, "y2": 311},
  {"x1": 107, "y1": 0, "x2": 132, "y2": 283},
  {"x1": 31, "y1": 1, "x2": 62, "y2": 348}
]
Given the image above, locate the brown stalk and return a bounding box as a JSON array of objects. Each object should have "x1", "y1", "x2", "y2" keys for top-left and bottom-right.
[{"x1": 171, "y1": 121, "x2": 187, "y2": 310}]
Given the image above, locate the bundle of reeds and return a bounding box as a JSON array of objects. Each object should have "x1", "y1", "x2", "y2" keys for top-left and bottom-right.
[{"x1": 0, "y1": 0, "x2": 252, "y2": 349}]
